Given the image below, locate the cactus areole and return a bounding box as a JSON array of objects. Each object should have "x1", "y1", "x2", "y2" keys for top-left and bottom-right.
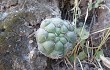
[{"x1": 35, "y1": 18, "x2": 77, "y2": 59}]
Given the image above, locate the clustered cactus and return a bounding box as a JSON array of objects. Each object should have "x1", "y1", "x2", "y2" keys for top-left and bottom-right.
[{"x1": 35, "y1": 18, "x2": 77, "y2": 59}]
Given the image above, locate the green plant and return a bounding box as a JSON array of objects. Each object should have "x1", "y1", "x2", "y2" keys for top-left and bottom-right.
[{"x1": 35, "y1": 18, "x2": 77, "y2": 59}]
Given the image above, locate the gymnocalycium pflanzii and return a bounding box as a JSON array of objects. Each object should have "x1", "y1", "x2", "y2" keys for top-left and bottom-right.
[{"x1": 35, "y1": 18, "x2": 77, "y2": 59}]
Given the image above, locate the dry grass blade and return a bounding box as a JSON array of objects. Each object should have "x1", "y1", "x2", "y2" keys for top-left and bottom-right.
[
  {"x1": 76, "y1": 57, "x2": 84, "y2": 70},
  {"x1": 65, "y1": 57, "x2": 73, "y2": 69},
  {"x1": 94, "y1": 28, "x2": 110, "y2": 56},
  {"x1": 80, "y1": 8, "x2": 89, "y2": 38},
  {"x1": 100, "y1": 55, "x2": 110, "y2": 69},
  {"x1": 97, "y1": 60, "x2": 103, "y2": 70},
  {"x1": 90, "y1": 27, "x2": 110, "y2": 35}
]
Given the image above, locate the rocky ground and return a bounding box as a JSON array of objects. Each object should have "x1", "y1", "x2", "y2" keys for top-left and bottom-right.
[{"x1": 0, "y1": 0, "x2": 110, "y2": 70}]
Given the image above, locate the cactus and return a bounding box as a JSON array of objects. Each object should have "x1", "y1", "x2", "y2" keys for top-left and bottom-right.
[{"x1": 35, "y1": 18, "x2": 77, "y2": 59}]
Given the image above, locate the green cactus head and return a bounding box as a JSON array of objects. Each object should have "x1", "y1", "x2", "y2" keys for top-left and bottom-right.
[{"x1": 35, "y1": 18, "x2": 77, "y2": 59}]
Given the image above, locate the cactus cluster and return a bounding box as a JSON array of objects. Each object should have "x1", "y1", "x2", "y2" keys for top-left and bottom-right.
[{"x1": 35, "y1": 18, "x2": 77, "y2": 59}]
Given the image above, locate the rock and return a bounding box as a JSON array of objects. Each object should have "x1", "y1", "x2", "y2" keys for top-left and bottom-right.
[
  {"x1": 0, "y1": 64, "x2": 5, "y2": 70},
  {"x1": 0, "y1": 0, "x2": 61, "y2": 70},
  {"x1": 0, "y1": 11, "x2": 47, "y2": 70},
  {"x1": 91, "y1": 0, "x2": 110, "y2": 46}
]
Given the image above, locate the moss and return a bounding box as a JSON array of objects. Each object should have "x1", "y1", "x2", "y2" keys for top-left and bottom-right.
[
  {"x1": 0, "y1": 36, "x2": 6, "y2": 45},
  {"x1": 0, "y1": 34, "x2": 7, "y2": 53},
  {"x1": 1, "y1": 11, "x2": 36, "y2": 32},
  {"x1": 2, "y1": 12, "x2": 25, "y2": 32},
  {"x1": 0, "y1": 11, "x2": 35, "y2": 54},
  {"x1": 0, "y1": 33, "x2": 11, "y2": 53}
]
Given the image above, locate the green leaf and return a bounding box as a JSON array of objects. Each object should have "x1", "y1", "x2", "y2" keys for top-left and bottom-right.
[
  {"x1": 88, "y1": 0, "x2": 93, "y2": 11},
  {"x1": 78, "y1": 51, "x2": 87, "y2": 61},
  {"x1": 95, "y1": 50, "x2": 104, "y2": 60},
  {"x1": 88, "y1": 0, "x2": 104, "y2": 11},
  {"x1": 68, "y1": 51, "x2": 87, "y2": 63},
  {"x1": 75, "y1": 27, "x2": 89, "y2": 40},
  {"x1": 94, "y1": 0, "x2": 104, "y2": 8},
  {"x1": 68, "y1": 55, "x2": 74, "y2": 63}
]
